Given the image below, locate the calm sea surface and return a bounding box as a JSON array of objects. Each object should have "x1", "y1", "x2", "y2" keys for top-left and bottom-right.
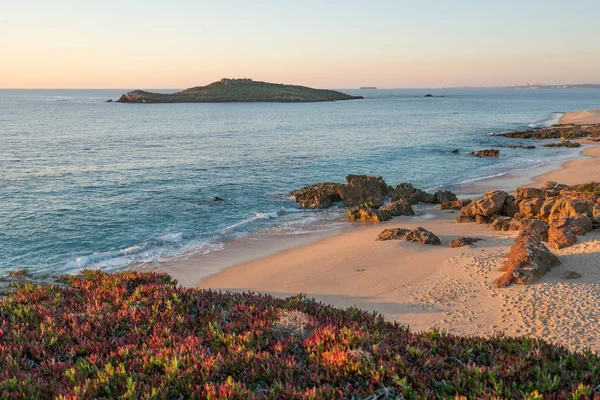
[{"x1": 1, "y1": 88, "x2": 599, "y2": 275}]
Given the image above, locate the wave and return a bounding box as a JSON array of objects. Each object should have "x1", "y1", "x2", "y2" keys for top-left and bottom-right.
[{"x1": 528, "y1": 112, "x2": 564, "y2": 129}]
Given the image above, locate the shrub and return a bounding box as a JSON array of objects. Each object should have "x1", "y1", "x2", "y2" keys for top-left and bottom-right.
[{"x1": 0, "y1": 270, "x2": 599, "y2": 399}]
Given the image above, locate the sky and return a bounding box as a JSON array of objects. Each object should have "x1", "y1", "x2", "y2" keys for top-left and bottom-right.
[{"x1": 1, "y1": 0, "x2": 600, "y2": 89}]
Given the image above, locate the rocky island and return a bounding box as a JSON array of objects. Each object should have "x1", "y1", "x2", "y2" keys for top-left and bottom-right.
[{"x1": 117, "y1": 78, "x2": 363, "y2": 103}]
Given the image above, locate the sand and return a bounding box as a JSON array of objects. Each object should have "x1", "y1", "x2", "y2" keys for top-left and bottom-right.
[
  {"x1": 156, "y1": 141, "x2": 600, "y2": 353},
  {"x1": 561, "y1": 109, "x2": 600, "y2": 125}
]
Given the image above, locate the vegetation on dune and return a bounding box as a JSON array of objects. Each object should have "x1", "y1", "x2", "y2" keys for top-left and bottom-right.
[
  {"x1": 1, "y1": 270, "x2": 599, "y2": 399},
  {"x1": 117, "y1": 78, "x2": 363, "y2": 103},
  {"x1": 569, "y1": 181, "x2": 600, "y2": 195}
]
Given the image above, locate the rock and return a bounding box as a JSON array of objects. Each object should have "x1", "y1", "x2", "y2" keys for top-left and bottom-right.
[
  {"x1": 377, "y1": 228, "x2": 410, "y2": 241},
  {"x1": 290, "y1": 182, "x2": 343, "y2": 209},
  {"x1": 514, "y1": 187, "x2": 546, "y2": 201},
  {"x1": 213, "y1": 196, "x2": 224, "y2": 202},
  {"x1": 451, "y1": 148, "x2": 459, "y2": 153},
  {"x1": 518, "y1": 197, "x2": 544, "y2": 218},
  {"x1": 561, "y1": 271, "x2": 582, "y2": 280},
  {"x1": 520, "y1": 218, "x2": 549, "y2": 241},
  {"x1": 548, "y1": 197, "x2": 590, "y2": 223},
  {"x1": 543, "y1": 140, "x2": 581, "y2": 148},
  {"x1": 476, "y1": 215, "x2": 495, "y2": 224},
  {"x1": 460, "y1": 190, "x2": 509, "y2": 217},
  {"x1": 424, "y1": 93, "x2": 433, "y2": 97},
  {"x1": 538, "y1": 197, "x2": 557, "y2": 221},
  {"x1": 339, "y1": 175, "x2": 391, "y2": 207},
  {"x1": 495, "y1": 234, "x2": 561, "y2": 287},
  {"x1": 501, "y1": 195, "x2": 518, "y2": 217},
  {"x1": 380, "y1": 199, "x2": 415, "y2": 216},
  {"x1": 490, "y1": 216, "x2": 522, "y2": 231},
  {"x1": 544, "y1": 181, "x2": 568, "y2": 197},
  {"x1": 471, "y1": 149, "x2": 500, "y2": 157},
  {"x1": 449, "y1": 237, "x2": 483, "y2": 248},
  {"x1": 347, "y1": 205, "x2": 391, "y2": 222},
  {"x1": 548, "y1": 219, "x2": 578, "y2": 249},
  {"x1": 433, "y1": 190, "x2": 458, "y2": 204},
  {"x1": 105, "y1": 99, "x2": 113, "y2": 103},
  {"x1": 455, "y1": 216, "x2": 476, "y2": 223},
  {"x1": 441, "y1": 199, "x2": 471, "y2": 210},
  {"x1": 405, "y1": 227, "x2": 441, "y2": 245},
  {"x1": 502, "y1": 125, "x2": 600, "y2": 140},
  {"x1": 391, "y1": 183, "x2": 435, "y2": 204}
]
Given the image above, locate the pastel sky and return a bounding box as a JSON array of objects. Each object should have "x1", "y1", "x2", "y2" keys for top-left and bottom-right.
[{"x1": 2, "y1": 0, "x2": 600, "y2": 89}]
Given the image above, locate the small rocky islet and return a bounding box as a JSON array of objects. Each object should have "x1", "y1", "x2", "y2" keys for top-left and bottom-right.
[
  {"x1": 291, "y1": 174, "x2": 600, "y2": 288},
  {"x1": 116, "y1": 78, "x2": 363, "y2": 103}
]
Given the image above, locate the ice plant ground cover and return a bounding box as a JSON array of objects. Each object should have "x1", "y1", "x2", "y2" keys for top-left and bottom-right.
[{"x1": 0, "y1": 271, "x2": 599, "y2": 399}]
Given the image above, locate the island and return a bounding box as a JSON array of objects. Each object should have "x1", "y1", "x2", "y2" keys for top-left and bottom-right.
[{"x1": 116, "y1": 78, "x2": 363, "y2": 103}]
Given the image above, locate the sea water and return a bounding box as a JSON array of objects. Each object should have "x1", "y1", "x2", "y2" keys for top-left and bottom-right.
[{"x1": 1, "y1": 88, "x2": 599, "y2": 275}]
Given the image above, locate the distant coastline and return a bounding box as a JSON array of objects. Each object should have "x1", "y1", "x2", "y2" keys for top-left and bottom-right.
[{"x1": 116, "y1": 78, "x2": 363, "y2": 103}]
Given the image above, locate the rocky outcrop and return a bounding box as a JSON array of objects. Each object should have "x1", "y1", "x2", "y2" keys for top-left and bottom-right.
[
  {"x1": 433, "y1": 190, "x2": 458, "y2": 204},
  {"x1": 460, "y1": 190, "x2": 509, "y2": 218},
  {"x1": 449, "y1": 237, "x2": 482, "y2": 248},
  {"x1": 543, "y1": 140, "x2": 581, "y2": 148},
  {"x1": 377, "y1": 228, "x2": 410, "y2": 241},
  {"x1": 405, "y1": 227, "x2": 441, "y2": 245},
  {"x1": 380, "y1": 199, "x2": 415, "y2": 216},
  {"x1": 291, "y1": 182, "x2": 343, "y2": 209},
  {"x1": 490, "y1": 217, "x2": 522, "y2": 231},
  {"x1": 520, "y1": 218, "x2": 549, "y2": 242},
  {"x1": 391, "y1": 183, "x2": 435, "y2": 204},
  {"x1": 547, "y1": 218, "x2": 589, "y2": 249},
  {"x1": 347, "y1": 205, "x2": 391, "y2": 222},
  {"x1": 441, "y1": 199, "x2": 472, "y2": 210},
  {"x1": 471, "y1": 149, "x2": 500, "y2": 157},
  {"x1": 502, "y1": 124, "x2": 600, "y2": 140},
  {"x1": 339, "y1": 175, "x2": 391, "y2": 207},
  {"x1": 495, "y1": 234, "x2": 561, "y2": 287}
]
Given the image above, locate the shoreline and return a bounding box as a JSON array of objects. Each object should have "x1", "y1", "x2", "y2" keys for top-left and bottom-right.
[{"x1": 151, "y1": 109, "x2": 600, "y2": 352}]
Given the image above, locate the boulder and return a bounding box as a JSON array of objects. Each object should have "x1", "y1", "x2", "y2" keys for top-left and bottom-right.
[
  {"x1": 548, "y1": 219, "x2": 578, "y2": 249},
  {"x1": 538, "y1": 197, "x2": 557, "y2": 221},
  {"x1": 544, "y1": 181, "x2": 568, "y2": 197},
  {"x1": 514, "y1": 187, "x2": 546, "y2": 202},
  {"x1": 490, "y1": 216, "x2": 522, "y2": 231},
  {"x1": 405, "y1": 227, "x2": 441, "y2": 245},
  {"x1": 291, "y1": 182, "x2": 343, "y2": 209},
  {"x1": 449, "y1": 237, "x2": 483, "y2": 248},
  {"x1": 548, "y1": 197, "x2": 590, "y2": 223},
  {"x1": 339, "y1": 175, "x2": 391, "y2": 207},
  {"x1": 495, "y1": 234, "x2": 561, "y2": 287},
  {"x1": 379, "y1": 199, "x2": 415, "y2": 216},
  {"x1": 476, "y1": 215, "x2": 495, "y2": 224},
  {"x1": 543, "y1": 140, "x2": 581, "y2": 148},
  {"x1": 347, "y1": 205, "x2": 391, "y2": 222},
  {"x1": 518, "y1": 197, "x2": 544, "y2": 218},
  {"x1": 433, "y1": 190, "x2": 458, "y2": 204},
  {"x1": 451, "y1": 148, "x2": 459, "y2": 153},
  {"x1": 460, "y1": 190, "x2": 509, "y2": 217},
  {"x1": 377, "y1": 228, "x2": 410, "y2": 241},
  {"x1": 471, "y1": 149, "x2": 500, "y2": 157},
  {"x1": 561, "y1": 271, "x2": 582, "y2": 280},
  {"x1": 455, "y1": 215, "x2": 476, "y2": 223},
  {"x1": 213, "y1": 196, "x2": 225, "y2": 202},
  {"x1": 501, "y1": 195, "x2": 519, "y2": 217},
  {"x1": 391, "y1": 183, "x2": 435, "y2": 204},
  {"x1": 520, "y1": 218, "x2": 549, "y2": 242},
  {"x1": 441, "y1": 199, "x2": 472, "y2": 210}
]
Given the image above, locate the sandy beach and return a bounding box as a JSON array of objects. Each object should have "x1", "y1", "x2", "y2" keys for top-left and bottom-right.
[
  {"x1": 157, "y1": 110, "x2": 600, "y2": 353},
  {"x1": 560, "y1": 108, "x2": 600, "y2": 125}
]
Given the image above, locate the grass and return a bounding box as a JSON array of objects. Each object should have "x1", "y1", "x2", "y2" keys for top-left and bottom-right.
[
  {"x1": 0, "y1": 270, "x2": 599, "y2": 398},
  {"x1": 569, "y1": 182, "x2": 600, "y2": 195}
]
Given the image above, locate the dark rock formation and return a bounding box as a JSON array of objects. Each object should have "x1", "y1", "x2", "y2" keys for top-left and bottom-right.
[
  {"x1": 460, "y1": 190, "x2": 509, "y2": 218},
  {"x1": 496, "y1": 234, "x2": 561, "y2": 287},
  {"x1": 433, "y1": 190, "x2": 458, "y2": 204},
  {"x1": 340, "y1": 175, "x2": 391, "y2": 207},
  {"x1": 377, "y1": 228, "x2": 410, "y2": 241},
  {"x1": 291, "y1": 182, "x2": 343, "y2": 209},
  {"x1": 490, "y1": 216, "x2": 522, "y2": 231},
  {"x1": 380, "y1": 199, "x2": 415, "y2": 216},
  {"x1": 520, "y1": 218, "x2": 549, "y2": 242},
  {"x1": 441, "y1": 199, "x2": 472, "y2": 210},
  {"x1": 471, "y1": 149, "x2": 500, "y2": 157},
  {"x1": 543, "y1": 140, "x2": 581, "y2": 148},
  {"x1": 502, "y1": 124, "x2": 600, "y2": 140},
  {"x1": 449, "y1": 237, "x2": 483, "y2": 248},
  {"x1": 451, "y1": 148, "x2": 459, "y2": 153},
  {"x1": 391, "y1": 183, "x2": 435, "y2": 204},
  {"x1": 213, "y1": 196, "x2": 225, "y2": 202},
  {"x1": 561, "y1": 271, "x2": 582, "y2": 280},
  {"x1": 405, "y1": 227, "x2": 441, "y2": 245}
]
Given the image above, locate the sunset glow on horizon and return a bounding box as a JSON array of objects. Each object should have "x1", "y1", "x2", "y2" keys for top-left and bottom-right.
[{"x1": 2, "y1": 0, "x2": 600, "y2": 89}]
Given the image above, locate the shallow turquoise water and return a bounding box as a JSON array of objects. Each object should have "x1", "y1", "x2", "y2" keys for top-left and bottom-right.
[{"x1": 1, "y1": 88, "x2": 599, "y2": 274}]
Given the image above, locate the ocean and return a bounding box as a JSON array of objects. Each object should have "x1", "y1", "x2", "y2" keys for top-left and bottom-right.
[{"x1": 1, "y1": 88, "x2": 599, "y2": 275}]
